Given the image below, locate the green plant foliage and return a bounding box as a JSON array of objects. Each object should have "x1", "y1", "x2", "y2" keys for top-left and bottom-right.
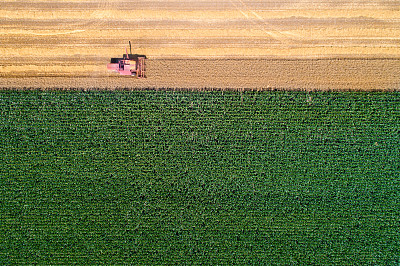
[{"x1": 0, "y1": 90, "x2": 399, "y2": 264}]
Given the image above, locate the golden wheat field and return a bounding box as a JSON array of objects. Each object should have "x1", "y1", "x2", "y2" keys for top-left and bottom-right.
[{"x1": 1, "y1": 0, "x2": 400, "y2": 90}]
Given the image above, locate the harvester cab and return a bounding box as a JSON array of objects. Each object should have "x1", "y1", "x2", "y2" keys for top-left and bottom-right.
[{"x1": 107, "y1": 41, "x2": 147, "y2": 78}]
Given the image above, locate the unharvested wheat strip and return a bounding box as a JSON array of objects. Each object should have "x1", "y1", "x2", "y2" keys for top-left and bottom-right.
[
  {"x1": 1, "y1": 46, "x2": 399, "y2": 58},
  {"x1": 3, "y1": 28, "x2": 400, "y2": 40},
  {"x1": 0, "y1": 28, "x2": 302, "y2": 39},
  {"x1": 1, "y1": 9, "x2": 399, "y2": 20}
]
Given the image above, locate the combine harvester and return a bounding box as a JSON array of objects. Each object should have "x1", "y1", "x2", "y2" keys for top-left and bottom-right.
[{"x1": 107, "y1": 41, "x2": 147, "y2": 78}]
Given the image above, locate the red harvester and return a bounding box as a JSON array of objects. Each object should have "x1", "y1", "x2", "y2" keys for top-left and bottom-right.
[{"x1": 107, "y1": 41, "x2": 147, "y2": 78}]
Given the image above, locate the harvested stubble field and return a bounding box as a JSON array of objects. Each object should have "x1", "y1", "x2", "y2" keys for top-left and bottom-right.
[
  {"x1": 1, "y1": 0, "x2": 400, "y2": 90},
  {"x1": 1, "y1": 91, "x2": 399, "y2": 264}
]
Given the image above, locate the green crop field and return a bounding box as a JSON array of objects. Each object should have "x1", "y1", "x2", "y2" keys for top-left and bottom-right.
[{"x1": 1, "y1": 90, "x2": 399, "y2": 264}]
